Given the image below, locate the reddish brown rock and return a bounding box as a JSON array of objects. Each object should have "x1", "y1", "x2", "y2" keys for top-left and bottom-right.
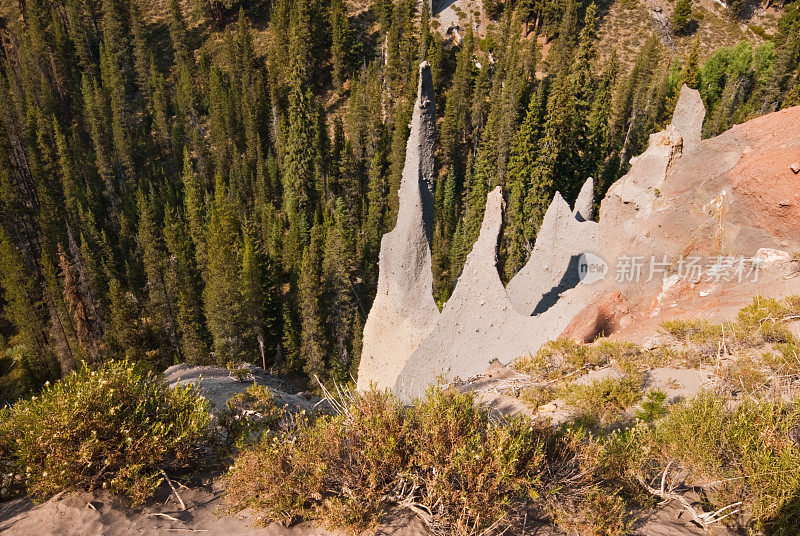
[{"x1": 560, "y1": 291, "x2": 631, "y2": 343}]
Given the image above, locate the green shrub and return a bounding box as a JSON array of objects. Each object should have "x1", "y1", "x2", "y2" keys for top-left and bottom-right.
[
  {"x1": 749, "y1": 24, "x2": 768, "y2": 39},
  {"x1": 734, "y1": 296, "x2": 794, "y2": 345},
  {"x1": 517, "y1": 339, "x2": 699, "y2": 383},
  {"x1": 226, "y1": 388, "x2": 404, "y2": 529},
  {"x1": 225, "y1": 383, "x2": 800, "y2": 534},
  {"x1": 519, "y1": 384, "x2": 556, "y2": 410},
  {"x1": 635, "y1": 392, "x2": 800, "y2": 532},
  {"x1": 515, "y1": 339, "x2": 612, "y2": 380},
  {"x1": 513, "y1": 350, "x2": 548, "y2": 376},
  {"x1": 723, "y1": 357, "x2": 769, "y2": 393},
  {"x1": 563, "y1": 374, "x2": 643, "y2": 425},
  {"x1": 226, "y1": 385, "x2": 620, "y2": 535},
  {"x1": 660, "y1": 318, "x2": 723, "y2": 344},
  {"x1": 552, "y1": 486, "x2": 631, "y2": 536},
  {"x1": 226, "y1": 361, "x2": 254, "y2": 382},
  {"x1": 0, "y1": 360, "x2": 212, "y2": 504},
  {"x1": 220, "y1": 383, "x2": 283, "y2": 447},
  {"x1": 765, "y1": 341, "x2": 800, "y2": 376},
  {"x1": 661, "y1": 296, "x2": 800, "y2": 352}
]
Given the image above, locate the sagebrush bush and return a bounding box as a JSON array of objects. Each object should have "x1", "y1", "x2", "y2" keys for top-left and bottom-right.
[
  {"x1": 226, "y1": 386, "x2": 625, "y2": 535},
  {"x1": 225, "y1": 387, "x2": 800, "y2": 534},
  {"x1": 0, "y1": 360, "x2": 212, "y2": 504},
  {"x1": 519, "y1": 384, "x2": 556, "y2": 410},
  {"x1": 623, "y1": 392, "x2": 800, "y2": 533},
  {"x1": 220, "y1": 383, "x2": 284, "y2": 447},
  {"x1": 662, "y1": 296, "x2": 800, "y2": 351},
  {"x1": 514, "y1": 338, "x2": 675, "y2": 381},
  {"x1": 734, "y1": 296, "x2": 796, "y2": 346},
  {"x1": 660, "y1": 318, "x2": 723, "y2": 345}
]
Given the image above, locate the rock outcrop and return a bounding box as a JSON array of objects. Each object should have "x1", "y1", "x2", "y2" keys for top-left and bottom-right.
[
  {"x1": 647, "y1": 3, "x2": 676, "y2": 52},
  {"x1": 603, "y1": 85, "x2": 704, "y2": 224},
  {"x1": 356, "y1": 63, "x2": 440, "y2": 391},
  {"x1": 506, "y1": 184, "x2": 599, "y2": 317},
  {"x1": 390, "y1": 185, "x2": 602, "y2": 400},
  {"x1": 559, "y1": 291, "x2": 631, "y2": 343},
  {"x1": 358, "y1": 69, "x2": 800, "y2": 400},
  {"x1": 568, "y1": 97, "x2": 800, "y2": 344},
  {"x1": 394, "y1": 188, "x2": 534, "y2": 398},
  {"x1": 671, "y1": 85, "x2": 705, "y2": 151},
  {"x1": 358, "y1": 65, "x2": 603, "y2": 399}
]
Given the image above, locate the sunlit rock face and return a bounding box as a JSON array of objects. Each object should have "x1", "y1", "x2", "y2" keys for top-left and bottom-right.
[
  {"x1": 394, "y1": 187, "x2": 599, "y2": 400},
  {"x1": 356, "y1": 63, "x2": 440, "y2": 392}
]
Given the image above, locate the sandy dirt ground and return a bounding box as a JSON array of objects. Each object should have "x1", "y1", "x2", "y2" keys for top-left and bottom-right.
[
  {"x1": 0, "y1": 480, "x2": 439, "y2": 536},
  {"x1": 0, "y1": 485, "x2": 739, "y2": 536}
]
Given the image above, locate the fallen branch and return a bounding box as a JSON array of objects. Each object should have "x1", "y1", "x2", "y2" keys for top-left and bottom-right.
[
  {"x1": 637, "y1": 464, "x2": 742, "y2": 531},
  {"x1": 160, "y1": 470, "x2": 187, "y2": 511}
]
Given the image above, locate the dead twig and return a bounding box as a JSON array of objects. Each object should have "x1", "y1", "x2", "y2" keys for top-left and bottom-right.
[
  {"x1": 147, "y1": 512, "x2": 182, "y2": 522},
  {"x1": 314, "y1": 375, "x2": 359, "y2": 420}
]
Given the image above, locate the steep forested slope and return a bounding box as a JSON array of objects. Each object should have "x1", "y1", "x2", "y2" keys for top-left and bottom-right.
[{"x1": 0, "y1": 0, "x2": 797, "y2": 400}]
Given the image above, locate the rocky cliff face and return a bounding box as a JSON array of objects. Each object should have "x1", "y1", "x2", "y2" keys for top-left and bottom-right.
[
  {"x1": 394, "y1": 185, "x2": 602, "y2": 399},
  {"x1": 358, "y1": 63, "x2": 800, "y2": 398},
  {"x1": 570, "y1": 92, "x2": 800, "y2": 344},
  {"x1": 602, "y1": 85, "x2": 705, "y2": 228},
  {"x1": 506, "y1": 187, "x2": 599, "y2": 317}
]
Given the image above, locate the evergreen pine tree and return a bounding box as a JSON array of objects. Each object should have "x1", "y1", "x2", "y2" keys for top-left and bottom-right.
[
  {"x1": 503, "y1": 80, "x2": 549, "y2": 280},
  {"x1": 137, "y1": 187, "x2": 182, "y2": 367},
  {"x1": 330, "y1": 0, "x2": 354, "y2": 91},
  {"x1": 203, "y1": 174, "x2": 243, "y2": 363},
  {"x1": 298, "y1": 226, "x2": 326, "y2": 379},
  {"x1": 181, "y1": 149, "x2": 208, "y2": 274},
  {"x1": 672, "y1": 0, "x2": 693, "y2": 35},
  {"x1": 322, "y1": 200, "x2": 357, "y2": 379},
  {"x1": 282, "y1": 85, "x2": 316, "y2": 270},
  {"x1": 163, "y1": 205, "x2": 212, "y2": 364},
  {"x1": 105, "y1": 277, "x2": 145, "y2": 361},
  {"x1": 0, "y1": 226, "x2": 61, "y2": 388},
  {"x1": 280, "y1": 302, "x2": 301, "y2": 371},
  {"x1": 239, "y1": 230, "x2": 279, "y2": 370}
]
